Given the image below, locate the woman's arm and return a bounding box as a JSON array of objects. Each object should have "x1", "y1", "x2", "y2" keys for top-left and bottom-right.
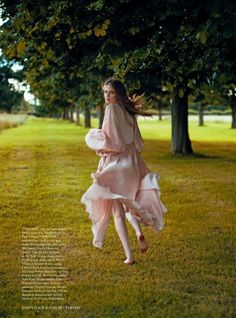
[{"x1": 85, "y1": 104, "x2": 126, "y2": 156}]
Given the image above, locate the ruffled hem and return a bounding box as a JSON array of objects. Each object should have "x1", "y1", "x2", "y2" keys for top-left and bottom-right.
[{"x1": 81, "y1": 172, "x2": 168, "y2": 248}]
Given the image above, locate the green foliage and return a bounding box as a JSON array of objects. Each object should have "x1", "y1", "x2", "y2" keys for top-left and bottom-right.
[
  {"x1": 196, "y1": 31, "x2": 207, "y2": 45},
  {"x1": 1, "y1": 0, "x2": 111, "y2": 112},
  {"x1": 0, "y1": 56, "x2": 24, "y2": 112},
  {"x1": 0, "y1": 0, "x2": 235, "y2": 114}
]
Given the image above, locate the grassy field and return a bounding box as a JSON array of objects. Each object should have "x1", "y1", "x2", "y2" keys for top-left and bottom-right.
[{"x1": 0, "y1": 116, "x2": 235, "y2": 318}]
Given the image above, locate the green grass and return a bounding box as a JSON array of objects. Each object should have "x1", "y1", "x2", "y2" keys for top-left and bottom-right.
[
  {"x1": 135, "y1": 116, "x2": 235, "y2": 142},
  {"x1": 0, "y1": 116, "x2": 235, "y2": 318}
]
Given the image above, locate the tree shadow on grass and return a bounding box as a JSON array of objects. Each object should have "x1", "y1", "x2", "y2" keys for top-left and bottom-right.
[{"x1": 143, "y1": 139, "x2": 236, "y2": 162}]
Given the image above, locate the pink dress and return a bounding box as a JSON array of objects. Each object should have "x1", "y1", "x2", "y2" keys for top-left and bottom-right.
[{"x1": 81, "y1": 103, "x2": 168, "y2": 249}]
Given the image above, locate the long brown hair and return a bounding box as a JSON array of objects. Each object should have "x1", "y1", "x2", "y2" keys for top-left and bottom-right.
[{"x1": 102, "y1": 78, "x2": 155, "y2": 117}]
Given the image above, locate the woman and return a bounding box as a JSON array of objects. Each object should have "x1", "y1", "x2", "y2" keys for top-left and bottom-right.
[{"x1": 81, "y1": 78, "x2": 168, "y2": 265}]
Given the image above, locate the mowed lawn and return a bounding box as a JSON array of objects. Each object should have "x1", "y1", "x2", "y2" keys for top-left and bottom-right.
[{"x1": 0, "y1": 116, "x2": 235, "y2": 318}]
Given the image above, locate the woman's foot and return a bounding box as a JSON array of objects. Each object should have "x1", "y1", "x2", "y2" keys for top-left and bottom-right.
[
  {"x1": 138, "y1": 234, "x2": 148, "y2": 253},
  {"x1": 123, "y1": 257, "x2": 135, "y2": 265}
]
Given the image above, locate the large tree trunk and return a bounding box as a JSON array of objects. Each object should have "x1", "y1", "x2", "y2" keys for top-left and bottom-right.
[
  {"x1": 84, "y1": 105, "x2": 91, "y2": 128},
  {"x1": 76, "y1": 108, "x2": 81, "y2": 125},
  {"x1": 198, "y1": 103, "x2": 204, "y2": 126},
  {"x1": 97, "y1": 104, "x2": 105, "y2": 128},
  {"x1": 171, "y1": 87, "x2": 193, "y2": 155},
  {"x1": 230, "y1": 97, "x2": 236, "y2": 129}
]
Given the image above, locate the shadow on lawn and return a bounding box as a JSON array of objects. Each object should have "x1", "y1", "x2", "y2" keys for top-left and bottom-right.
[{"x1": 143, "y1": 139, "x2": 236, "y2": 162}]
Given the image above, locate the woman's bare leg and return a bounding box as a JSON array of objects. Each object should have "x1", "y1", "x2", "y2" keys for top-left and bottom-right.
[
  {"x1": 112, "y1": 200, "x2": 134, "y2": 264},
  {"x1": 125, "y1": 211, "x2": 148, "y2": 253},
  {"x1": 125, "y1": 212, "x2": 142, "y2": 237}
]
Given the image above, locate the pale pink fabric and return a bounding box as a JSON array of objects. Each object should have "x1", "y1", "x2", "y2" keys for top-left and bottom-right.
[{"x1": 81, "y1": 103, "x2": 168, "y2": 249}]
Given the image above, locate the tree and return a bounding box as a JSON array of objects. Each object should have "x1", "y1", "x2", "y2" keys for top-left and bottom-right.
[
  {"x1": 0, "y1": 56, "x2": 24, "y2": 112},
  {"x1": 1, "y1": 0, "x2": 235, "y2": 149},
  {"x1": 192, "y1": 92, "x2": 209, "y2": 127},
  {"x1": 198, "y1": 83, "x2": 236, "y2": 129},
  {"x1": 94, "y1": 0, "x2": 236, "y2": 153},
  {"x1": 0, "y1": 0, "x2": 111, "y2": 124}
]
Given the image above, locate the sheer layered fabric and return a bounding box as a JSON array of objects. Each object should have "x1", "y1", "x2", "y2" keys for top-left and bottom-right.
[{"x1": 81, "y1": 104, "x2": 168, "y2": 249}]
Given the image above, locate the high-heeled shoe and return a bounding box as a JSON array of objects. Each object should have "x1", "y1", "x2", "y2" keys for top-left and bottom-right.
[{"x1": 138, "y1": 234, "x2": 148, "y2": 253}]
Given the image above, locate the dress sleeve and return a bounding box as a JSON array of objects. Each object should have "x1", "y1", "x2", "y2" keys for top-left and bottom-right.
[
  {"x1": 134, "y1": 116, "x2": 144, "y2": 152},
  {"x1": 85, "y1": 104, "x2": 126, "y2": 156}
]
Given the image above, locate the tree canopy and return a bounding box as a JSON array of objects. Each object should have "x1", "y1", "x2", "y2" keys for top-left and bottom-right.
[{"x1": 1, "y1": 0, "x2": 235, "y2": 152}]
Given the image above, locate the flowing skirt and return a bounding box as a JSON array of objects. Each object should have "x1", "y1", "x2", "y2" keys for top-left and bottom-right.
[{"x1": 81, "y1": 143, "x2": 168, "y2": 248}]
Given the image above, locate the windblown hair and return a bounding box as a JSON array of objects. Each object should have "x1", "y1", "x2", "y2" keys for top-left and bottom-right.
[{"x1": 102, "y1": 78, "x2": 155, "y2": 117}]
